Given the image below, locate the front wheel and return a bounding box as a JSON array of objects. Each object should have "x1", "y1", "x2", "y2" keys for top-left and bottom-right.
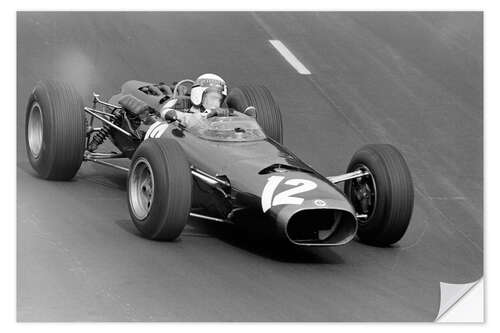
[
  {"x1": 344, "y1": 144, "x2": 414, "y2": 246},
  {"x1": 128, "y1": 138, "x2": 192, "y2": 241},
  {"x1": 226, "y1": 85, "x2": 283, "y2": 144}
]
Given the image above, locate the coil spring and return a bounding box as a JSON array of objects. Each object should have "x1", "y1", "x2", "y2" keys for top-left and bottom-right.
[
  {"x1": 87, "y1": 112, "x2": 124, "y2": 152},
  {"x1": 87, "y1": 125, "x2": 111, "y2": 152}
]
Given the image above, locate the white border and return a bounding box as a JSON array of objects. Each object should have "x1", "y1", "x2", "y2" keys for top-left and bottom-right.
[{"x1": 4, "y1": 1, "x2": 496, "y2": 332}]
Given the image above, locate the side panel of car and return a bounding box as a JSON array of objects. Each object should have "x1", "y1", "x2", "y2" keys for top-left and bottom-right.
[{"x1": 159, "y1": 125, "x2": 354, "y2": 216}]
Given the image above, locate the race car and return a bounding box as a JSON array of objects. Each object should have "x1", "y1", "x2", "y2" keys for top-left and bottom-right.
[{"x1": 24, "y1": 79, "x2": 414, "y2": 246}]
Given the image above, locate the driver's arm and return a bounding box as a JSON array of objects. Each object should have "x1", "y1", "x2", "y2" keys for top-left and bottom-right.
[
  {"x1": 158, "y1": 99, "x2": 186, "y2": 124},
  {"x1": 160, "y1": 107, "x2": 202, "y2": 128}
]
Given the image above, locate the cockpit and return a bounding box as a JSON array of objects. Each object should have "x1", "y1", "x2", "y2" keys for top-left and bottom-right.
[{"x1": 187, "y1": 112, "x2": 266, "y2": 142}]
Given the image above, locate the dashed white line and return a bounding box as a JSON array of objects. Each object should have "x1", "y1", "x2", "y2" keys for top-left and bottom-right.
[{"x1": 269, "y1": 40, "x2": 311, "y2": 75}]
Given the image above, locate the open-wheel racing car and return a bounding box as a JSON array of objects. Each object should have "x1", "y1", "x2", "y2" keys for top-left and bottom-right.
[{"x1": 25, "y1": 79, "x2": 414, "y2": 246}]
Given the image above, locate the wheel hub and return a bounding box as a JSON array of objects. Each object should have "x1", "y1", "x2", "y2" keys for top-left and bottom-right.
[
  {"x1": 350, "y1": 165, "x2": 376, "y2": 223},
  {"x1": 353, "y1": 178, "x2": 372, "y2": 214},
  {"x1": 129, "y1": 158, "x2": 155, "y2": 220},
  {"x1": 27, "y1": 102, "x2": 43, "y2": 158}
]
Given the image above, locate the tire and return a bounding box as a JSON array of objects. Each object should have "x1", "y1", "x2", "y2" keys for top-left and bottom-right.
[
  {"x1": 226, "y1": 85, "x2": 283, "y2": 144},
  {"x1": 25, "y1": 80, "x2": 86, "y2": 180},
  {"x1": 128, "y1": 138, "x2": 192, "y2": 241},
  {"x1": 344, "y1": 144, "x2": 414, "y2": 245}
]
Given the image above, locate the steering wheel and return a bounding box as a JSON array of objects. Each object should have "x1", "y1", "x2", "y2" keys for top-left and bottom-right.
[{"x1": 172, "y1": 79, "x2": 195, "y2": 99}]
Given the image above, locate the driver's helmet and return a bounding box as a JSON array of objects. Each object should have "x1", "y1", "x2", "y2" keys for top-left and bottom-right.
[{"x1": 190, "y1": 73, "x2": 228, "y2": 107}]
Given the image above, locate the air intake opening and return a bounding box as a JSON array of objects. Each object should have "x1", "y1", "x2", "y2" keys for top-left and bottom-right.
[{"x1": 286, "y1": 209, "x2": 357, "y2": 246}]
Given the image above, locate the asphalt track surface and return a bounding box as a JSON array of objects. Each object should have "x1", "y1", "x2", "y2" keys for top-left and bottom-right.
[{"x1": 17, "y1": 12, "x2": 483, "y2": 321}]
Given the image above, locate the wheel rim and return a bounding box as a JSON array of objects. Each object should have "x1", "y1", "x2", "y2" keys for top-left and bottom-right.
[
  {"x1": 129, "y1": 157, "x2": 155, "y2": 220},
  {"x1": 27, "y1": 102, "x2": 43, "y2": 158},
  {"x1": 349, "y1": 164, "x2": 377, "y2": 224}
]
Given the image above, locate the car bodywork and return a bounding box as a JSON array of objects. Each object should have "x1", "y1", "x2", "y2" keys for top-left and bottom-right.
[
  {"x1": 161, "y1": 115, "x2": 358, "y2": 246},
  {"x1": 82, "y1": 81, "x2": 372, "y2": 247}
]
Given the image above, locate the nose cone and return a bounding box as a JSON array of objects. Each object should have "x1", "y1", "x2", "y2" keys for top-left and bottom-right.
[{"x1": 268, "y1": 199, "x2": 358, "y2": 246}]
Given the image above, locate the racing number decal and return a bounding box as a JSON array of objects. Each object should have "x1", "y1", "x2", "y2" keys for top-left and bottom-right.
[
  {"x1": 273, "y1": 178, "x2": 317, "y2": 206},
  {"x1": 261, "y1": 176, "x2": 317, "y2": 213},
  {"x1": 261, "y1": 176, "x2": 283, "y2": 213},
  {"x1": 145, "y1": 122, "x2": 169, "y2": 139}
]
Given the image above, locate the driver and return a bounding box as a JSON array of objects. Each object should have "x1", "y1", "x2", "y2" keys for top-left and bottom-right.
[{"x1": 159, "y1": 73, "x2": 233, "y2": 127}]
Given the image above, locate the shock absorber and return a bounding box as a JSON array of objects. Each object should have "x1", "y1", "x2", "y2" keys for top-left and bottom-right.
[
  {"x1": 87, "y1": 125, "x2": 111, "y2": 152},
  {"x1": 87, "y1": 112, "x2": 135, "y2": 152}
]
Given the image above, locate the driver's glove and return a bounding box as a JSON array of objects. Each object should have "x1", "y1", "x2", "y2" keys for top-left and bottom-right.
[
  {"x1": 160, "y1": 108, "x2": 187, "y2": 128},
  {"x1": 160, "y1": 108, "x2": 178, "y2": 122}
]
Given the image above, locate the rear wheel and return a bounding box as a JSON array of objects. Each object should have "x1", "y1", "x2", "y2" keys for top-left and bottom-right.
[
  {"x1": 25, "y1": 80, "x2": 86, "y2": 180},
  {"x1": 344, "y1": 144, "x2": 414, "y2": 245},
  {"x1": 226, "y1": 85, "x2": 283, "y2": 144},
  {"x1": 128, "y1": 138, "x2": 192, "y2": 241}
]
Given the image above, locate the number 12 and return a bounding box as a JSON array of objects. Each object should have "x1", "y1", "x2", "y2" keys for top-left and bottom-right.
[{"x1": 261, "y1": 176, "x2": 317, "y2": 213}]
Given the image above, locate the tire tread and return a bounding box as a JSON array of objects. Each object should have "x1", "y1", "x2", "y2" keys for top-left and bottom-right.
[
  {"x1": 128, "y1": 138, "x2": 192, "y2": 241},
  {"x1": 346, "y1": 144, "x2": 414, "y2": 245},
  {"x1": 226, "y1": 85, "x2": 283, "y2": 143},
  {"x1": 25, "y1": 80, "x2": 86, "y2": 180}
]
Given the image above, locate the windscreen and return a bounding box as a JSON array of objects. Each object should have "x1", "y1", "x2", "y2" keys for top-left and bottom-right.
[{"x1": 187, "y1": 113, "x2": 266, "y2": 142}]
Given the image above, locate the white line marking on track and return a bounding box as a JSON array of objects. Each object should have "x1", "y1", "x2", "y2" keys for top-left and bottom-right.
[{"x1": 269, "y1": 40, "x2": 311, "y2": 75}]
